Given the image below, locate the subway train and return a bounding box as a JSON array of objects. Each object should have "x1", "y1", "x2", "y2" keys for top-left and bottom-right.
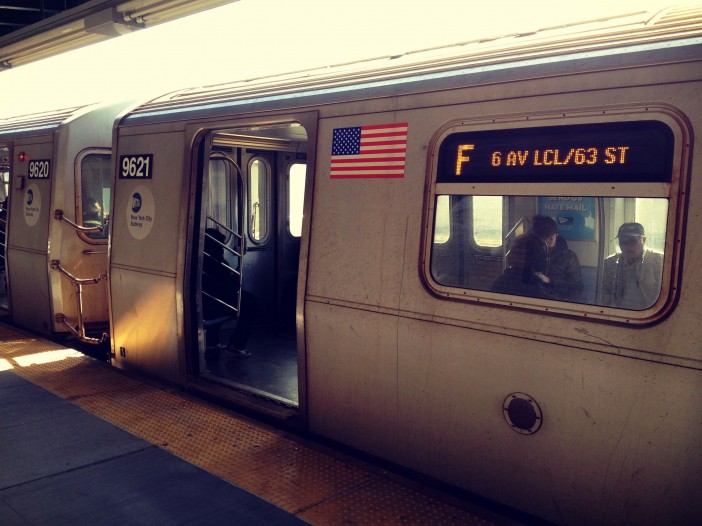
[
  {"x1": 2, "y1": 6, "x2": 702, "y2": 525},
  {"x1": 0, "y1": 100, "x2": 133, "y2": 342}
]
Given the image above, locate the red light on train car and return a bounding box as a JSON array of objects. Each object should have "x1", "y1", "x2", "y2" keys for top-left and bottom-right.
[{"x1": 18, "y1": 152, "x2": 27, "y2": 162}]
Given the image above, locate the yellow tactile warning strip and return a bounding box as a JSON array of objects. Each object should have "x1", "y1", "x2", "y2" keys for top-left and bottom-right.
[{"x1": 0, "y1": 323, "x2": 502, "y2": 526}]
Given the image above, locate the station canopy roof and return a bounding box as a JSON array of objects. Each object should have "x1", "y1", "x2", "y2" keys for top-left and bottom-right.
[{"x1": 0, "y1": 0, "x2": 236, "y2": 69}]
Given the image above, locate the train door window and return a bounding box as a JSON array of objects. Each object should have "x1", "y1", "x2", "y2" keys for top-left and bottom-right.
[
  {"x1": 208, "y1": 154, "x2": 235, "y2": 236},
  {"x1": 1, "y1": 170, "x2": 7, "y2": 201},
  {"x1": 1, "y1": 145, "x2": 9, "y2": 200},
  {"x1": 249, "y1": 158, "x2": 270, "y2": 243},
  {"x1": 288, "y1": 162, "x2": 305, "y2": 237},
  {"x1": 78, "y1": 151, "x2": 111, "y2": 241},
  {"x1": 425, "y1": 117, "x2": 685, "y2": 323}
]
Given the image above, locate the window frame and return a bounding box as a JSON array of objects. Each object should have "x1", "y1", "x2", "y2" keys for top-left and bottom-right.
[
  {"x1": 247, "y1": 156, "x2": 271, "y2": 245},
  {"x1": 422, "y1": 108, "x2": 690, "y2": 325},
  {"x1": 75, "y1": 148, "x2": 111, "y2": 245}
]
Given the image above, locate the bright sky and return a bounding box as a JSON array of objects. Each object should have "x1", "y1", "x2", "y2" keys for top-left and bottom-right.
[{"x1": 0, "y1": 0, "x2": 689, "y2": 118}]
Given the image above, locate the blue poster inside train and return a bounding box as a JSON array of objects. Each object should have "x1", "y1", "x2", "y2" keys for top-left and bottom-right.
[{"x1": 537, "y1": 197, "x2": 596, "y2": 241}]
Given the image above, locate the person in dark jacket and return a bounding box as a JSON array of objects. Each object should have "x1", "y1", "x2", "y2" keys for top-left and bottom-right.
[
  {"x1": 535, "y1": 234, "x2": 584, "y2": 301},
  {"x1": 529, "y1": 215, "x2": 584, "y2": 301},
  {"x1": 490, "y1": 232, "x2": 541, "y2": 297},
  {"x1": 492, "y1": 215, "x2": 583, "y2": 301}
]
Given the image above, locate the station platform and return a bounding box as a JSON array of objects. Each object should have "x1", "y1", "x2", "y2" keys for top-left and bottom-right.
[{"x1": 0, "y1": 322, "x2": 527, "y2": 525}]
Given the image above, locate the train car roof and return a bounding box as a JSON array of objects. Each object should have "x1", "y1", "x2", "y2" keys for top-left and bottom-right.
[
  {"x1": 122, "y1": 5, "x2": 702, "y2": 125},
  {"x1": 0, "y1": 105, "x2": 94, "y2": 139},
  {"x1": 0, "y1": 98, "x2": 140, "y2": 140}
]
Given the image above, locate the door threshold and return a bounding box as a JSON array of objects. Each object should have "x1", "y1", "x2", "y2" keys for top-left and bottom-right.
[{"x1": 190, "y1": 374, "x2": 300, "y2": 423}]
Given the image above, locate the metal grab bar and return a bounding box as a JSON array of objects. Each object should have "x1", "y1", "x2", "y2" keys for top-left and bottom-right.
[
  {"x1": 52, "y1": 209, "x2": 110, "y2": 344},
  {"x1": 506, "y1": 217, "x2": 526, "y2": 241},
  {"x1": 201, "y1": 289, "x2": 239, "y2": 317},
  {"x1": 502, "y1": 216, "x2": 529, "y2": 269},
  {"x1": 50, "y1": 259, "x2": 108, "y2": 345},
  {"x1": 204, "y1": 216, "x2": 244, "y2": 317},
  {"x1": 54, "y1": 209, "x2": 107, "y2": 234},
  {"x1": 251, "y1": 202, "x2": 259, "y2": 240},
  {"x1": 206, "y1": 215, "x2": 244, "y2": 257},
  {"x1": 0, "y1": 211, "x2": 6, "y2": 265},
  {"x1": 203, "y1": 249, "x2": 240, "y2": 279},
  {"x1": 51, "y1": 260, "x2": 105, "y2": 285}
]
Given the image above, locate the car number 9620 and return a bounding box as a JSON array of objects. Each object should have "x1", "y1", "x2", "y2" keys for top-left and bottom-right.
[{"x1": 28, "y1": 160, "x2": 51, "y2": 179}]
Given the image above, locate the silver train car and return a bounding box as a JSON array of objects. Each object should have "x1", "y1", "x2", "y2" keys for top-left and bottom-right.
[
  {"x1": 0, "y1": 101, "x2": 132, "y2": 341},
  {"x1": 4, "y1": 6, "x2": 702, "y2": 525}
]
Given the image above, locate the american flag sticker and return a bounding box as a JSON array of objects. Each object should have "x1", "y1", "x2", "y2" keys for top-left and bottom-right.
[{"x1": 330, "y1": 122, "x2": 408, "y2": 179}]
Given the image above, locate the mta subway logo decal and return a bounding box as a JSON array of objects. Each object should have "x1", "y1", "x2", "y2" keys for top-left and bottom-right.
[{"x1": 131, "y1": 192, "x2": 142, "y2": 213}]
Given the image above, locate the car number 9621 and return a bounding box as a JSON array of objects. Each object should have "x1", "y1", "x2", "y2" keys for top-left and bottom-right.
[{"x1": 119, "y1": 154, "x2": 153, "y2": 179}]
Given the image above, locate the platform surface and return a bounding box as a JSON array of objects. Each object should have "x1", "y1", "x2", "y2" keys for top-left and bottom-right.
[
  {"x1": 0, "y1": 323, "x2": 526, "y2": 525},
  {"x1": 0, "y1": 370, "x2": 308, "y2": 526}
]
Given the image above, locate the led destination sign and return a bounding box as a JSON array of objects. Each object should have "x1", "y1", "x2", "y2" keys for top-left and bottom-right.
[{"x1": 437, "y1": 121, "x2": 674, "y2": 183}]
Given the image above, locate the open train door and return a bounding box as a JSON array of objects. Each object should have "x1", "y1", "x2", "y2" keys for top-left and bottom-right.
[{"x1": 189, "y1": 115, "x2": 317, "y2": 421}]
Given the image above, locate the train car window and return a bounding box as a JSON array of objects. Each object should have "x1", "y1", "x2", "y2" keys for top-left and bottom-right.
[
  {"x1": 635, "y1": 198, "x2": 667, "y2": 253},
  {"x1": 79, "y1": 152, "x2": 111, "y2": 241},
  {"x1": 433, "y1": 196, "x2": 502, "y2": 246},
  {"x1": 431, "y1": 194, "x2": 668, "y2": 308},
  {"x1": 207, "y1": 156, "x2": 234, "y2": 237},
  {"x1": 248, "y1": 158, "x2": 270, "y2": 243},
  {"x1": 433, "y1": 195, "x2": 450, "y2": 244},
  {"x1": 288, "y1": 162, "x2": 306, "y2": 237},
  {"x1": 427, "y1": 118, "x2": 679, "y2": 321},
  {"x1": 472, "y1": 196, "x2": 502, "y2": 247}
]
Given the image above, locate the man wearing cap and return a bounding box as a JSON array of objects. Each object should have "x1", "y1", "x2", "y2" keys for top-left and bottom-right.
[{"x1": 601, "y1": 222, "x2": 664, "y2": 310}]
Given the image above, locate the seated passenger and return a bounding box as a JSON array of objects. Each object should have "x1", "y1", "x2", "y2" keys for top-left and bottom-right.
[
  {"x1": 490, "y1": 233, "x2": 539, "y2": 297},
  {"x1": 202, "y1": 228, "x2": 256, "y2": 356},
  {"x1": 530, "y1": 216, "x2": 583, "y2": 301},
  {"x1": 491, "y1": 215, "x2": 583, "y2": 301},
  {"x1": 601, "y1": 222, "x2": 663, "y2": 310}
]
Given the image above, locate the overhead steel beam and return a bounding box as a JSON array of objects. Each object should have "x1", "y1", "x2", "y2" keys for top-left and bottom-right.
[{"x1": 0, "y1": 0, "x2": 237, "y2": 70}]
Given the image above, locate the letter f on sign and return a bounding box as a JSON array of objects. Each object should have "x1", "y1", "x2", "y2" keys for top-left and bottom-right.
[{"x1": 456, "y1": 144, "x2": 475, "y2": 175}]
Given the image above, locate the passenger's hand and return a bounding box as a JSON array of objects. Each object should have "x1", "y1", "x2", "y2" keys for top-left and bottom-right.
[{"x1": 534, "y1": 272, "x2": 551, "y2": 284}]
